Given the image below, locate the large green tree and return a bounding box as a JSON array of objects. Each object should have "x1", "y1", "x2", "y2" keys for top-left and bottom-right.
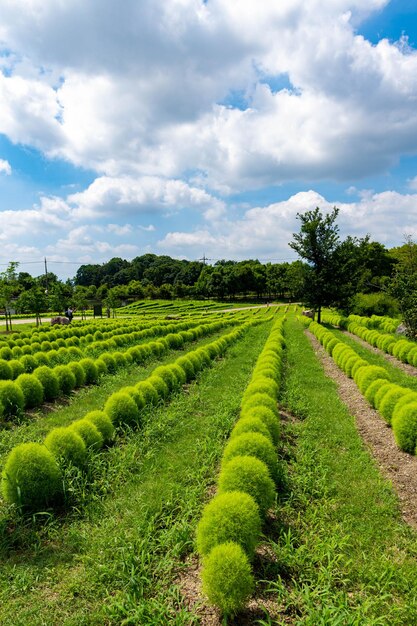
[
  {"x1": 289, "y1": 207, "x2": 355, "y2": 322},
  {"x1": 389, "y1": 237, "x2": 417, "y2": 338}
]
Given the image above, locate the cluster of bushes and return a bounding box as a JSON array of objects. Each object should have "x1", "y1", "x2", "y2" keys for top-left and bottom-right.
[
  {"x1": 1, "y1": 322, "x2": 255, "y2": 512},
  {"x1": 305, "y1": 319, "x2": 417, "y2": 455},
  {"x1": 321, "y1": 313, "x2": 417, "y2": 368},
  {"x1": 196, "y1": 318, "x2": 285, "y2": 617},
  {"x1": 0, "y1": 319, "x2": 241, "y2": 419}
]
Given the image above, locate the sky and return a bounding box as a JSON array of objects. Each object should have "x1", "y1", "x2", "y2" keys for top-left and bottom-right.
[{"x1": 1, "y1": 0, "x2": 417, "y2": 281}]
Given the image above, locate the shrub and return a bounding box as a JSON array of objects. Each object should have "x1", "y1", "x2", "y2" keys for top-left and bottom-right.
[
  {"x1": 196, "y1": 491, "x2": 261, "y2": 558},
  {"x1": 33, "y1": 366, "x2": 60, "y2": 402},
  {"x1": 222, "y1": 432, "x2": 277, "y2": 480},
  {"x1": 100, "y1": 353, "x2": 117, "y2": 374},
  {"x1": 135, "y1": 381, "x2": 159, "y2": 406},
  {"x1": 355, "y1": 366, "x2": 389, "y2": 395},
  {"x1": 34, "y1": 352, "x2": 50, "y2": 367},
  {"x1": 240, "y1": 392, "x2": 278, "y2": 418},
  {"x1": 8, "y1": 359, "x2": 25, "y2": 379},
  {"x1": 20, "y1": 354, "x2": 37, "y2": 374},
  {"x1": 67, "y1": 362, "x2": 86, "y2": 387},
  {"x1": 374, "y1": 382, "x2": 396, "y2": 411},
  {"x1": 84, "y1": 410, "x2": 115, "y2": 444},
  {"x1": 170, "y1": 363, "x2": 187, "y2": 386},
  {"x1": 104, "y1": 391, "x2": 140, "y2": 426},
  {"x1": 350, "y1": 359, "x2": 368, "y2": 379},
  {"x1": 391, "y1": 392, "x2": 417, "y2": 424},
  {"x1": 0, "y1": 380, "x2": 25, "y2": 417},
  {"x1": 94, "y1": 358, "x2": 107, "y2": 377},
  {"x1": 1, "y1": 442, "x2": 63, "y2": 510},
  {"x1": 70, "y1": 419, "x2": 104, "y2": 451},
  {"x1": 239, "y1": 406, "x2": 280, "y2": 446},
  {"x1": 16, "y1": 373, "x2": 44, "y2": 409},
  {"x1": 175, "y1": 356, "x2": 194, "y2": 382},
  {"x1": 231, "y1": 417, "x2": 272, "y2": 443},
  {"x1": 0, "y1": 359, "x2": 13, "y2": 380},
  {"x1": 79, "y1": 358, "x2": 99, "y2": 384},
  {"x1": 201, "y1": 542, "x2": 254, "y2": 616},
  {"x1": 218, "y1": 455, "x2": 275, "y2": 516},
  {"x1": 392, "y1": 402, "x2": 417, "y2": 453},
  {"x1": 243, "y1": 378, "x2": 279, "y2": 402},
  {"x1": 152, "y1": 367, "x2": 177, "y2": 393},
  {"x1": 44, "y1": 427, "x2": 87, "y2": 467},
  {"x1": 364, "y1": 378, "x2": 391, "y2": 408},
  {"x1": 147, "y1": 375, "x2": 169, "y2": 399},
  {"x1": 379, "y1": 387, "x2": 412, "y2": 424},
  {"x1": 54, "y1": 365, "x2": 77, "y2": 395}
]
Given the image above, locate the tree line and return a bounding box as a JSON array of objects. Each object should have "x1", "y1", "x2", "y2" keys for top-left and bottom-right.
[{"x1": 0, "y1": 209, "x2": 416, "y2": 332}]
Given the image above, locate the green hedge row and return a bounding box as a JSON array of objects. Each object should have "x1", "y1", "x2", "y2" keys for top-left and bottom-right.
[
  {"x1": 320, "y1": 313, "x2": 417, "y2": 368},
  {"x1": 305, "y1": 319, "x2": 417, "y2": 456},
  {"x1": 0, "y1": 319, "x2": 238, "y2": 420},
  {"x1": 196, "y1": 317, "x2": 285, "y2": 618},
  {"x1": 1, "y1": 321, "x2": 258, "y2": 514}
]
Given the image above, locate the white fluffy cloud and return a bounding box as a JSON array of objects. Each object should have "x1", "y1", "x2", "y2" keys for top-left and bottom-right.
[
  {"x1": 1, "y1": 0, "x2": 416, "y2": 189},
  {"x1": 0, "y1": 159, "x2": 11, "y2": 175}
]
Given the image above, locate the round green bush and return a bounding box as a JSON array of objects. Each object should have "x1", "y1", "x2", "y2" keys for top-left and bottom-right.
[
  {"x1": 67, "y1": 362, "x2": 86, "y2": 387},
  {"x1": 104, "y1": 391, "x2": 140, "y2": 426},
  {"x1": 99, "y1": 353, "x2": 117, "y2": 374},
  {"x1": 169, "y1": 363, "x2": 187, "y2": 386},
  {"x1": 20, "y1": 354, "x2": 37, "y2": 374},
  {"x1": 350, "y1": 359, "x2": 369, "y2": 379},
  {"x1": 8, "y1": 359, "x2": 25, "y2": 379},
  {"x1": 54, "y1": 365, "x2": 77, "y2": 395},
  {"x1": 152, "y1": 367, "x2": 177, "y2": 393},
  {"x1": 379, "y1": 387, "x2": 412, "y2": 424},
  {"x1": 201, "y1": 541, "x2": 254, "y2": 616},
  {"x1": 33, "y1": 366, "x2": 60, "y2": 402},
  {"x1": 391, "y1": 392, "x2": 417, "y2": 425},
  {"x1": 196, "y1": 491, "x2": 261, "y2": 558},
  {"x1": 374, "y1": 382, "x2": 397, "y2": 411},
  {"x1": 44, "y1": 427, "x2": 87, "y2": 467},
  {"x1": 16, "y1": 373, "x2": 44, "y2": 409},
  {"x1": 70, "y1": 419, "x2": 104, "y2": 451},
  {"x1": 34, "y1": 351, "x2": 50, "y2": 367},
  {"x1": 364, "y1": 378, "x2": 392, "y2": 408},
  {"x1": 0, "y1": 346, "x2": 12, "y2": 360},
  {"x1": 84, "y1": 410, "x2": 115, "y2": 444},
  {"x1": 0, "y1": 359, "x2": 13, "y2": 380},
  {"x1": 239, "y1": 405, "x2": 280, "y2": 446},
  {"x1": 218, "y1": 455, "x2": 275, "y2": 516},
  {"x1": 135, "y1": 380, "x2": 159, "y2": 406},
  {"x1": 147, "y1": 375, "x2": 169, "y2": 399},
  {"x1": 222, "y1": 432, "x2": 277, "y2": 480},
  {"x1": 230, "y1": 417, "x2": 272, "y2": 443},
  {"x1": 1, "y1": 442, "x2": 63, "y2": 509},
  {"x1": 94, "y1": 358, "x2": 107, "y2": 377},
  {"x1": 392, "y1": 402, "x2": 417, "y2": 453},
  {"x1": 79, "y1": 358, "x2": 99, "y2": 384},
  {"x1": 240, "y1": 392, "x2": 278, "y2": 417},
  {"x1": 355, "y1": 365, "x2": 389, "y2": 395},
  {"x1": 344, "y1": 355, "x2": 360, "y2": 378},
  {"x1": 0, "y1": 380, "x2": 25, "y2": 417},
  {"x1": 243, "y1": 378, "x2": 279, "y2": 402},
  {"x1": 112, "y1": 351, "x2": 128, "y2": 369},
  {"x1": 175, "y1": 356, "x2": 194, "y2": 382}
]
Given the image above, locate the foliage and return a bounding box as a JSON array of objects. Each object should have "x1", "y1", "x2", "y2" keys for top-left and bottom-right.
[
  {"x1": 218, "y1": 455, "x2": 275, "y2": 516},
  {"x1": 44, "y1": 427, "x2": 87, "y2": 468},
  {"x1": 104, "y1": 391, "x2": 140, "y2": 426},
  {"x1": 196, "y1": 491, "x2": 261, "y2": 558},
  {"x1": 1, "y1": 442, "x2": 63, "y2": 510},
  {"x1": 15, "y1": 373, "x2": 44, "y2": 408},
  {"x1": 389, "y1": 237, "x2": 417, "y2": 339},
  {"x1": 0, "y1": 379, "x2": 25, "y2": 417},
  {"x1": 201, "y1": 542, "x2": 254, "y2": 616}
]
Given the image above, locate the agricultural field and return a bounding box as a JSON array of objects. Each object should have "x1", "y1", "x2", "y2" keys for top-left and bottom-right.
[{"x1": 1, "y1": 303, "x2": 417, "y2": 624}]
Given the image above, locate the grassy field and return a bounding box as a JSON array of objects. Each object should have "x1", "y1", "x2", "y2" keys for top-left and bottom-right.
[
  {"x1": 0, "y1": 320, "x2": 273, "y2": 625},
  {"x1": 266, "y1": 317, "x2": 417, "y2": 624}
]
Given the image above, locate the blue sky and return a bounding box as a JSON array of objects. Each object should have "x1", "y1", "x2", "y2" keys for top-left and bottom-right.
[{"x1": 1, "y1": 0, "x2": 417, "y2": 280}]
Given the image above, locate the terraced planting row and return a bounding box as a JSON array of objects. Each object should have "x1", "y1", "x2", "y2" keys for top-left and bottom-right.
[
  {"x1": 303, "y1": 316, "x2": 417, "y2": 455},
  {"x1": 0, "y1": 313, "x2": 278, "y2": 625},
  {"x1": 1, "y1": 318, "x2": 270, "y2": 513},
  {"x1": 0, "y1": 317, "x2": 244, "y2": 420}
]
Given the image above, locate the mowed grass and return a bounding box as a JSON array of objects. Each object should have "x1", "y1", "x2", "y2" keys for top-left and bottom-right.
[
  {"x1": 268, "y1": 317, "x2": 417, "y2": 624},
  {"x1": 0, "y1": 320, "x2": 273, "y2": 625}
]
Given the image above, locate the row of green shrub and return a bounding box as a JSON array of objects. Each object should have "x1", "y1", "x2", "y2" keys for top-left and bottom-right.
[
  {"x1": 0, "y1": 316, "x2": 210, "y2": 357},
  {"x1": 320, "y1": 313, "x2": 417, "y2": 369},
  {"x1": 304, "y1": 318, "x2": 417, "y2": 456},
  {"x1": 0, "y1": 319, "x2": 239, "y2": 419},
  {"x1": 0, "y1": 318, "x2": 233, "y2": 379},
  {"x1": 1, "y1": 322, "x2": 256, "y2": 513},
  {"x1": 196, "y1": 317, "x2": 285, "y2": 617}
]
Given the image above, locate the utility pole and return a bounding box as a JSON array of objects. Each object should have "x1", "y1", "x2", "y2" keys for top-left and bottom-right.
[{"x1": 44, "y1": 257, "x2": 48, "y2": 294}]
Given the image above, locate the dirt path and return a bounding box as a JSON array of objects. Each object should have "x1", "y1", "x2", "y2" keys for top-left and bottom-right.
[{"x1": 307, "y1": 331, "x2": 417, "y2": 529}]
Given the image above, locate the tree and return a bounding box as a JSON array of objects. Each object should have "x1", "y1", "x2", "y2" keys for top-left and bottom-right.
[
  {"x1": 16, "y1": 286, "x2": 49, "y2": 326},
  {"x1": 289, "y1": 207, "x2": 349, "y2": 322},
  {"x1": 0, "y1": 262, "x2": 20, "y2": 331},
  {"x1": 389, "y1": 236, "x2": 417, "y2": 338}
]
